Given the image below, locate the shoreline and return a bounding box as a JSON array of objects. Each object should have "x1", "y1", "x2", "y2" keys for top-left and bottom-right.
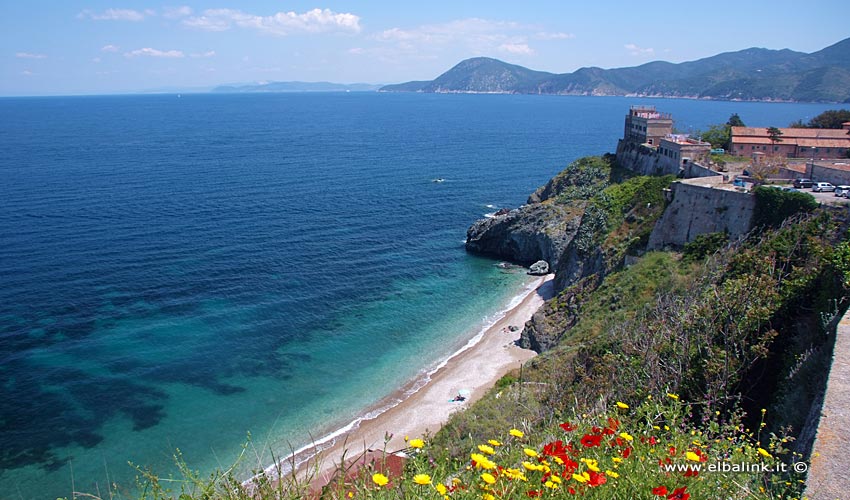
[{"x1": 249, "y1": 273, "x2": 555, "y2": 488}]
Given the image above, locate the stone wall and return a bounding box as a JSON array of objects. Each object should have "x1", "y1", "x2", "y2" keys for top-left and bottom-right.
[
  {"x1": 647, "y1": 179, "x2": 755, "y2": 249},
  {"x1": 615, "y1": 140, "x2": 675, "y2": 176},
  {"x1": 812, "y1": 163, "x2": 850, "y2": 186}
]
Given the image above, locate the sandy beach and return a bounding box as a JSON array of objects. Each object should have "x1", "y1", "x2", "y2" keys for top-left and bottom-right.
[{"x1": 267, "y1": 273, "x2": 555, "y2": 487}]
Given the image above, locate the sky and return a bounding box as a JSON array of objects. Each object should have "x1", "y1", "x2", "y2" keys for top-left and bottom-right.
[{"x1": 2, "y1": 1, "x2": 848, "y2": 96}]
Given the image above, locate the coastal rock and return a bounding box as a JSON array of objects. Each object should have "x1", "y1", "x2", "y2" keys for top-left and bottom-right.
[
  {"x1": 519, "y1": 275, "x2": 599, "y2": 353},
  {"x1": 465, "y1": 202, "x2": 584, "y2": 268},
  {"x1": 528, "y1": 260, "x2": 549, "y2": 275}
]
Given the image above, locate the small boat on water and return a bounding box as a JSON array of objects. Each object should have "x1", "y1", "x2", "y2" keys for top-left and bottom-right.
[{"x1": 432, "y1": 178, "x2": 445, "y2": 183}]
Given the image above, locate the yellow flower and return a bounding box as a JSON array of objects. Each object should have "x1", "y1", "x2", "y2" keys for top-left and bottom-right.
[
  {"x1": 509, "y1": 428, "x2": 524, "y2": 438},
  {"x1": 478, "y1": 444, "x2": 495, "y2": 455},
  {"x1": 580, "y1": 458, "x2": 600, "y2": 472},
  {"x1": 409, "y1": 438, "x2": 425, "y2": 449},
  {"x1": 550, "y1": 475, "x2": 562, "y2": 484},
  {"x1": 522, "y1": 461, "x2": 545, "y2": 471},
  {"x1": 481, "y1": 472, "x2": 496, "y2": 484},
  {"x1": 488, "y1": 439, "x2": 502, "y2": 446},
  {"x1": 524, "y1": 448, "x2": 538, "y2": 458},
  {"x1": 667, "y1": 393, "x2": 679, "y2": 400},
  {"x1": 619, "y1": 432, "x2": 634, "y2": 442},
  {"x1": 372, "y1": 473, "x2": 389, "y2": 487},
  {"x1": 471, "y1": 453, "x2": 497, "y2": 470},
  {"x1": 685, "y1": 451, "x2": 701, "y2": 462},
  {"x1": 612, "y1": 457, "x2": 623, "y2": 463},
  {"x1": 504, "y1": 468, "x2": 527, "y2": 481},
  {"x1": 572, "y1": 472, "x2": 589, "y2": 483},
  {"x1": 758, "y1": 448, "x2": 773, "y2": 458},
  {"x1": 606, "y1": 470, "x2": 619, "y2": 478},
  {"x1": 413, "y1": 474, "x2": 431, "y2": 485},
  {"x1": 544, "y1": 480, "x2": 558, "y2": 489},
  {"x1": 616, "y1": 401, "x2": 629, "y2": 409},
  {"x1": 482, "y1": 494, "x2": 495, "y2": 500},
  {"x1": 436, "y1": 483, "x2": 447, "y2": 495}
]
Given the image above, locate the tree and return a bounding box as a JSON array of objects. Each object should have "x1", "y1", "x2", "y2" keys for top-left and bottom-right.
[
  {"x1": 807, "y1": 109, "x2": 850, "y2": 129},
  {"x1": 727, "y1": 113, "x2": 745, "y2": 127},
  {"x1": 748, "y1": 154, "x2": 785, "y2": 186},
  {"x1": 700, "y1": 124, "x2": 732, "y2": 149},
  {"x1": 766, "y1": 127, "x2": 783, "y2": 145}
]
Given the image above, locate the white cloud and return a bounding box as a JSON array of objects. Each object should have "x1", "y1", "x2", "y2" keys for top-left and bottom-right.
[
  {"x1": 124, "y1": 48, "x2": 185, "y2": 58},
  {"x1": 190, "y1": 50, "x2": 216, "y2": 58},
  {"x1": 499, "y1": 43, "x2": 534, "y2": 55},
  {"x1": 163, "y1": 6, "x2": 193, "y2": 19},
  {"x1": 183, "y1": 8, "x2": 361, "y2": 35},
  {"x1": 101, "y1": 44, "x2": 120, "y2": 53},
  {"x1": 78, "y1": 9, "x2": 152, "y2": 21},
  {"x1": 375, "y1": 18, "x2": 520, "y2": 45},
  {"x1": 16, "y1": 52, "x2": 47, "y2": 59},
  {"x1": 348, "y1": 47, "x2": 365, "y2": 55},
  {"x1": 21, "y1": 70, "x2": 34, "y2": 76},
  {"x1": 92, "y1": 57, "x2": 102, "y2": 63},
  {"x1": 535, "y1": 32, "x2": 575, "y2": 40},
  {"x1": 625, "y1": 43, "x2": 654, "y2": 56}
]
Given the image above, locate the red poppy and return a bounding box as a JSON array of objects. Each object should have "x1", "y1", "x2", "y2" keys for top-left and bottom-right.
[
  {"x1": 683, "y1": 468, "x2": 699, "y2": 477},
  {"x1": 668, "y1": 446, "x2": 676, "y2": 456},
  {"x1": 648, "y1": 436, "x2": 658, "y2": 445},
  {"x1": 568, "y1": 487, "x2": 576, "y2": 495},
  {"x1": 667, "y1": 486, "x2": 690, "y2": 500},
  {"x1": 622, "y1": 446, "x2": 632, "y2": 458},
  {"x1": 560, "y1": 421, "x2": 577, "y2": 432},
  {"x1": 587, "y1": 471, "x2": 607, "y2": 487},
  {"x1": 527, "y1": 490, "x2": 542, "y2": 497},
  {"x1": 607, "y1": 417, "x2": 620, "y2": 431},
  {"x1": 652, "y1": 485, "x2": 669, "y2": 496},
  {"x1": 580, "y1": 434, "x2": 603, "y2": 447}
]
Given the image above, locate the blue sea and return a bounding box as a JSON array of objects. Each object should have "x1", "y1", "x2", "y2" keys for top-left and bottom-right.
[{"x1": 0, "y1": 92, "x2": 836, "y2": 499}]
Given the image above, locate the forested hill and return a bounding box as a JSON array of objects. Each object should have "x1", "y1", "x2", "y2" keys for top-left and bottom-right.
[{"x1": 380, "y1": 37, "x2": 850, "y2": 103}]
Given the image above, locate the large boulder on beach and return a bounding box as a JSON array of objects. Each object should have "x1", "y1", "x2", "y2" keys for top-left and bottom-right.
[
  {"x1": 465, "y1": 202, "x2": 584, "y2": 268},
  {"x1": 528, "y1": 260, "x2": 549, "y2": 275}
]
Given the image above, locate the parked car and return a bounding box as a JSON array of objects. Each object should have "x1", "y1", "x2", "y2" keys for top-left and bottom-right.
[
  {"x1": 813, "y1": 182, "x2": 836, "y2": 192},
  {"x1": 834, "y1": 185, "x2": 850, "y2": 197},
  {"x1": 793, "y1": 178, "x2": 814, "y2": 189}
]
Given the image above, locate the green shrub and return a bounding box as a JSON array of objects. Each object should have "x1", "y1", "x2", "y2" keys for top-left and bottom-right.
[{"x1": 752, "y1": 186, "x2": 818, "y2": 228}]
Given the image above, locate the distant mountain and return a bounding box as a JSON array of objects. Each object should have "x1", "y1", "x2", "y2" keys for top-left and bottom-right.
[
  {"x1": 213, "y1": 81, "x2": 382, "y2": 93},
  {"x1": 380, "y1": 37, "x2": 850, "y2": 103}
]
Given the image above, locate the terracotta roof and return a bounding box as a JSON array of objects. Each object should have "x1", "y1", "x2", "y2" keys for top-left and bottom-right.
[
  {"x1": 731, "y1": 126, "x2": 850, "y2": 139},
  {"x1": 797, "y1": 138, "x2": 850, "y2": 148}
]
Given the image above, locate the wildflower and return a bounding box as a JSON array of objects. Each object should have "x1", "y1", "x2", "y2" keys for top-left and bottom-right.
[
  {"x1": 510, "y1": 428, "x2": 525, "y2": 438},
  {"x1": 481, "y1": 472, "x2": 496, "y2": 485},
  {"x1": 619, "y1": 432, "x2": 634, "y2": 442},
  {"x1": 478, "y1": 444, "x2": 495, "y2": 455},
  {"x1": 560, "y1": 421, "x2": 577, "y2": 432},
  {"x1": 612, "y1": 457, "x2": 623, "y2": 464},
  {"x1": 436, "y1": 483, "x2": 447, "y2": 495},
  {"x1": 527, "y1": 491, "x2": 542, "y2": 497},
  {"x1": 667, "y1": 393, "x2": 679, "y2": 400},
  {"x1": 586, "y1": 471, "x2": 607, "y2": 487},
  {"x1": 488, "y1": 439, "x2": 502, "y2": 446},
  {"x1": 523, "y1": 461, "x2": 545, "y2": 471},
  {"x1": 667, "y1": 486, "x2": 690, "y2": 500},
  {"x1": 685, "y1": 451, "x2": 701, "y2": 462},
  {"x1": 580, "y1": 433, "x2": 603, "y2": 447},
  {"x1": 524, "y1": 448, "x2": 538, "y2": 458},
  {"x1": 652, "y1": 485, "x2": 669, "y2": 496},
  {"x1": 409, "y1": 438, "x2": 424, "y2": 449},
  {"x1": 616, "y1": 401, "x2": 629, "y2": 409},
  {"x1": 606, "y1": 470, "x2": 619, "y2": 478},
  {"x1": 471, "y1": 453, "x2": 497, "y2": 470},
  {"x1": 413, "y1": 474, "x2": 431, "y2": 485},
  {"x1": 503, "y1": 468, "x2": 527, "y2": 481},
  {"x1": 572, "y1": 472, "x2": 589, "y2": 483},
  {"x1": 544, "y1": 480, "x2": 558, "y2": 489},
  {"x1": 372, "y1": 473, "x2": 389, "y2": 487},
  {"x1": 758, "y1": 447, "x2": 773, "y2": 458},
  {"x1": 483, "y1": 494, "x2": 495, "y2": 500}
]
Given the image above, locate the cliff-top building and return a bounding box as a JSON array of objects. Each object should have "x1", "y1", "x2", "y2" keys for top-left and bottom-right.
[
  {"x1": 731, "y1": 124, "x2": 850, "y2": 159},
  {"x1": 623, "y1": 105, "x2": 673, "y2": 146}
]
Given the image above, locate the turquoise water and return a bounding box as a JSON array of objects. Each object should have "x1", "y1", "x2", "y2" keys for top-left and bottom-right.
[{"x1": 0, "y1": 93, "x2": 837, "y2": 498}]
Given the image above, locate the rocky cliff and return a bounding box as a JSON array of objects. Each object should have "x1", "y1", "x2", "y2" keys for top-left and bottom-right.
[{"x1": 466, "y1": 156, "x2": 674, "y2": 352}]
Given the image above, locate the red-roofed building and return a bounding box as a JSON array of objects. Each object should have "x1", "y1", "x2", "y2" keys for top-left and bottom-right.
[{"x1": 731, "y1": 125, "x2": 850, "y2": 159}]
